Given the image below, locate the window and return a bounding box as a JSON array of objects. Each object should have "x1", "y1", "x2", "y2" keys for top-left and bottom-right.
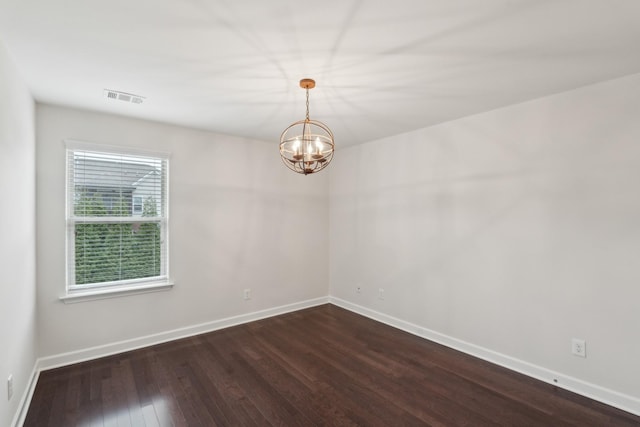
[
  {"x1": 66, "y1": 143, "x2": 169, "y2": 298},
  {"x1": 132, "y1": 196, "x2": 143, "y2": 215}
]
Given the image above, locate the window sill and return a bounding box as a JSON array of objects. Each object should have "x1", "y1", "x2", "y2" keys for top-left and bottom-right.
[{"x1": 60, "y1": 281, "x2": 174, "y2": 304}]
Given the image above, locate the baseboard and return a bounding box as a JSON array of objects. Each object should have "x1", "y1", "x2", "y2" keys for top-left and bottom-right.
[
  {"x1": 329, "y1": 296, "x2": 640, "y2": 417},
  {"x1": 38, "y1": 296, "x2": 329, "y2": 371},
  {"x1": 11, "y1": 364, "x2": 39, "y2": 427}
]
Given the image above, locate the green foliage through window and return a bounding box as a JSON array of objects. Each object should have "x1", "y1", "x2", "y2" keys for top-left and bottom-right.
[{"x1": 74, "y1": 195, "x2": 161, "y2": 285}]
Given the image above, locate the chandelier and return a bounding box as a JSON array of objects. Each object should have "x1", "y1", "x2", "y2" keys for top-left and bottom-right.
[{"x1": 279, "y1": 79, "x2": 334, "y2": 175}]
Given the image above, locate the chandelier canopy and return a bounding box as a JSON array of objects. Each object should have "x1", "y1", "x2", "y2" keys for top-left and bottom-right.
[{"x1": 279, "y1": 79, "x2": 334, "y2": 175}]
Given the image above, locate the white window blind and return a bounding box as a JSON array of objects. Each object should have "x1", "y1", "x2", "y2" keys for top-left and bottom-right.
[{"x1": 66, "y1": 146, "x2": 169, "y2": 292}]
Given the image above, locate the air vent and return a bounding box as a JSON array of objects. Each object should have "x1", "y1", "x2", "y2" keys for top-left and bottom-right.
[{"x1": 104, "y1": 89, "x2": 145, "y2": 105}]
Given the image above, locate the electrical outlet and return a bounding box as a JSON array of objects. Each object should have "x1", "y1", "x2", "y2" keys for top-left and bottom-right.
[
  {"x1": 356, "y1": 286, "x2": 361, "y2": 294},
  {"x1": 7, "y1": 375, "x2": 13, "y2": 400},
  {"x1": 571, "y1": 338, "x2": 586, "y2": 358},
  {"x1": 243, "y1": 289, "x2": 251, "y2": 300},
  {"x1": 378, "y1": 288, "x2": 385, "y2": 300}
]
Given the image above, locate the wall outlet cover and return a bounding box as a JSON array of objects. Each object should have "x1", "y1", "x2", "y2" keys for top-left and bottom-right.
[{"x1": 571, "y1": 338, "x2": 586, "y2": 358}]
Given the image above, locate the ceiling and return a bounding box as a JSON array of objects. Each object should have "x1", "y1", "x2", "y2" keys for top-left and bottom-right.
[{"x1": 1, "y1": 0, "x2": 639, "y2": 147}]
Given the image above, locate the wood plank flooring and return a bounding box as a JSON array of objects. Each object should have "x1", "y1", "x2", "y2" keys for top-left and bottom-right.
[{"x1": 24, "y1": 304, "x2": 640, "y2": 426}]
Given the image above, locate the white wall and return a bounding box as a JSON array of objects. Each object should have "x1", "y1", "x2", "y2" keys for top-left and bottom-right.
[
  {"x1": 36, "y1": 105, "x2": 329, "y2": 358},
  {"x1": 330, "y1": 74, "x2": 640, "y2": 408},
  {"x1": 0, "y1": 41, "x2": 37, "y2": 426},
  {"x1": 25, "y1": 66, "x2": 640, "y2": 416}
]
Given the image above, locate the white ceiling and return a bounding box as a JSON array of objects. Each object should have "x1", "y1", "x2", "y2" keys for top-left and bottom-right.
[{"x1": 1, "y1": 0, "x2": 639, "y2": 147}]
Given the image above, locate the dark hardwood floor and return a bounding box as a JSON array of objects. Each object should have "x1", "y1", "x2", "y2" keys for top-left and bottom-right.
[{"x1": 24, "y1": 304, "x2": 640, "y2": 426}]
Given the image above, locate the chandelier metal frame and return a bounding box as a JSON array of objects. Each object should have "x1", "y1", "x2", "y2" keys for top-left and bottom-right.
[{"x1": 279, "y1": 79, "x2": 335, "y2": 175}]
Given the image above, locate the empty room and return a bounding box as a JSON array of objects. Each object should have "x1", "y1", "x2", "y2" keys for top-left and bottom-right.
[{"x1": 1, "y1": 1, "x2": 639, "y2": 426}]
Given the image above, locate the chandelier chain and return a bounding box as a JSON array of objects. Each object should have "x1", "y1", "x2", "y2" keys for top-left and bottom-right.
[{"x1": 305, "y1": 88, "x2": 310, "y2": 121}]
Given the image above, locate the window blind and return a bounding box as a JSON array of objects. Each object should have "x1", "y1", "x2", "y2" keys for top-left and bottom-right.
[{"x1": 66, "y1": 146, "x2": 169, "y2": 290}]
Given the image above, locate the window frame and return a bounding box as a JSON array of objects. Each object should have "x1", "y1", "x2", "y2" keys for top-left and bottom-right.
[{"x1": 62, "y1": 140, "x2": 172, "y2": 303}]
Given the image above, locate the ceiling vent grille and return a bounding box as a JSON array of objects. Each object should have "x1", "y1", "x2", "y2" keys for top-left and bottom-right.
[{"x1": 104, "y1": 89, "x2": 145, "y2": 105}]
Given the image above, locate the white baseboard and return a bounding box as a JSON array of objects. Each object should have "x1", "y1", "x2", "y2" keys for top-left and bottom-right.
[
  {"x1": 38, "y1": 296, "x2": 329, "y2": 371},
  {"x1": 13, "y1": 296, "x2": 329, "y2": 426},
  {"x1": 11, "y1": 365, "x2": 39, "y2": 427},
  {"x1": 329, "y1": 296, "x2": 640, "y2": 417}
]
